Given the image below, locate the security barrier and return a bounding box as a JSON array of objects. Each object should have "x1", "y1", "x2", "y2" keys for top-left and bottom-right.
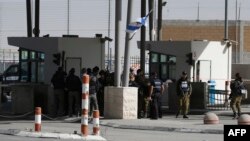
[
  {"x1": 81, "y1": 74, "x2": 89, "y2": 136},
  {"x1": 35, "y1": 107, "x2": 41, "y2": 132},
  {"x1": 93, "y1": 110, "x2": 100, "y2": 135}
]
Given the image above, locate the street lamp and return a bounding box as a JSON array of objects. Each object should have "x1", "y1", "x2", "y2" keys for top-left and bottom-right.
[{"x1": 157, "y1": 0, "x2": 167, "y2": 41}]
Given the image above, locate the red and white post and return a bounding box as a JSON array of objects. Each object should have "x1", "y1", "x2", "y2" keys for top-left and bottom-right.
[
  {"x1": 81, "y1": 74, "x2": 89, "y2": 136},
  {"x1": 93, "y1": 110, "x2": 100, "y2": 135},
  {"x1": 35, "y1": 107, "x2": 42, "y2": 132}
]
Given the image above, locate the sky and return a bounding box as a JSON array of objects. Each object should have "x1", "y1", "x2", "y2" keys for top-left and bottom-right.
[
  {"x1": 164, "y1": 0, "x2": 250, "y2": 20},
  {"x1": 0, "y1": 0, "x2": 250, "y2": 57},
  {"x1": 121, "y1": 0, "x2": 250, "y2": 56}
]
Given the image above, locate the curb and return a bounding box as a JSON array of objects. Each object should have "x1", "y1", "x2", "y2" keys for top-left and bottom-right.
[
  {"x1": 0, "y1": 129, "x2": 106, "y2": 141},
  {"x1": 100, "y1": 122, "x2": 224, "y2": 134}
]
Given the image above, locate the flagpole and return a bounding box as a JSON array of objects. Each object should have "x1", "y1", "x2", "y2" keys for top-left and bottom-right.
[
  {"x1": 114, "y1": 0, "x2": 122, "y2": 86},
  {"x1": 140, "y1": 0, "x2": 146, "y2": 75},
  {"x1": 123, "y1": 0, "x2": 133, "y2": 87},
  {"x1": 148, "y1": 0, "x2": 154, "y2": 41}
]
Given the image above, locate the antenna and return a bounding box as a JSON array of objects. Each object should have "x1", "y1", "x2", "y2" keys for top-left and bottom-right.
[
  {"x1": 238, "y1": 2, "x2": 241, "y2": 21},
  {"x1": 197, "y1": 2, "x2": 200, "y2": 22}
]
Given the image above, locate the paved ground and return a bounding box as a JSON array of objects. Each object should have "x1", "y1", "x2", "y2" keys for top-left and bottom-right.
[{"x1": 0, "y1": 106, "x2": 250, "y2": 140}]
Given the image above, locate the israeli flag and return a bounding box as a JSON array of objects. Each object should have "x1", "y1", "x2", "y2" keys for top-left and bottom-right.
[
  {"x1": 126, "y1": 9, "x2": 152, "y2": 34},
  {"x1": 126, "y1": 21, "x2": 143, "y2": 33},
  {"x1": 126, "y1": 16, "x2": 148, "y2": 34}
]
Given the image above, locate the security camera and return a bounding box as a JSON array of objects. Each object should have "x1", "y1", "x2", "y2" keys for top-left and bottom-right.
[{"x1": 226, "y1": 41, "x2": 232, "y2": 47}]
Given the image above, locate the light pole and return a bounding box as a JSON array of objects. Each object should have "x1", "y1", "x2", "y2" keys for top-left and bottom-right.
[
  {"x1": 224, "y1": 0, "x2": 228, "y2": 40},
  {"x1": 157, "y1": 0, "x2": 167, "y2": 41}
]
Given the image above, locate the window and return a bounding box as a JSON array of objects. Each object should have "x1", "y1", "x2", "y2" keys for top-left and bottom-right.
[
  {"x1": 149, "y1": 52, "x2": 176, "y2": 81},
  {"x1": 160, "y1": 54, "x2": 167, "y2": 63},
  {"x1": 151, "y1": 53, "x2": 158, "y2": 63}
]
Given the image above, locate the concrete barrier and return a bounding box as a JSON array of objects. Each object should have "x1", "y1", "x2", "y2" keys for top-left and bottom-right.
[{"x1": 203, "y1": 112, "x2": 219, "y2": 124}]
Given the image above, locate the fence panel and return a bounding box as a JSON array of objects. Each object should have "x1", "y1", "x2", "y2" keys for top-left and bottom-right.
[{"x1": 206, "y1": 89, "x2": 230, "y2": 110}]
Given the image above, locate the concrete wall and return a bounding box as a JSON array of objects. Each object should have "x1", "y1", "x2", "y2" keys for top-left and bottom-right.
[
  {"x1": 104, "y1": 86, "x2": 138, "y2": 119},
  {"x1": 59, "y1": 38, "x2": 105, "y2": 76},
  {"x1": 192, "y1": 41, "x2": 232, "y2": 90},
  {"x1": 0, "y1": 83, "x2": 53, "y2": 115},
  {"x1": 10, "y1": 83, "x2": 34, "y2": 114}
]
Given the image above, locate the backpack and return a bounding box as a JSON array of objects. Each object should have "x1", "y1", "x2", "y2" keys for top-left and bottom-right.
[{"x1": 232, "y1": 80, "x2": 246, "y2": 95}]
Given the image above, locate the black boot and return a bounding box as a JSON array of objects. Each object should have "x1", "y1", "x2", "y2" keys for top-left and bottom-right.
[
  {"x1": 238, "y1": 112, "x2": 241, "y2": 117},
  {"x1": 233, "y1": 113, "x2": 238, "y2": 119},
  {"x1": 183, "y1": 115, "x2": 189, "y2": 119}
]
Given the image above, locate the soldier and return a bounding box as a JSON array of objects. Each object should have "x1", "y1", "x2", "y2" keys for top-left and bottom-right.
[
  {"x1": 97, "y1": 69, "x2": 106, "y2": 116},
  {"x1": 176, "y1": 71, "x2": 192, "y2": 119},
  {"x1": 66, "y1": 68, "x2": 82, "y2": 117},
  {"x1": 230, "y1": 73, "x2": 246, "y2": 119},
  {"x1": 135, "y1": 69, "x2": 148, "y2": 118},
  {"x1": 148, "y1": 72, "x2": 164, "y2": 119},
  {"x1": 51, "y1": 67, "x2": 67, "y2": 117},
  {"x1": 89, "y1": 66, "x2": 100, "y2": 119}
]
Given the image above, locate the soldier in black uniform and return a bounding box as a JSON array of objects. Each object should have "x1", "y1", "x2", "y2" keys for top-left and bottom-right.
[
  {"x1": 51, "y1": 67, "x2": 67, "y2": 117},
  {"x1": 148, "y1": 72, "x2": 164, "y2": 119},
  {"x1": 66, "y1": 68, "x2": 82, "y2": 117},
  {"x1": 97, "y1": 69, "x2": 106, "y2": 117}
]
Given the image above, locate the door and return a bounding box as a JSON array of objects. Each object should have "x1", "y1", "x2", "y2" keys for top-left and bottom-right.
[{"x1": 196, "y1": 60, "x2": 211, "y2": 82}]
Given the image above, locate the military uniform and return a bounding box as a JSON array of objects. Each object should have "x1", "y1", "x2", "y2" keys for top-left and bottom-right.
[
  {"x1": 230, "y1": 73, "x2": 245, "y2": 119},
  {"x1": 148, "y1": 72, "x2": 164, "y2": 119},
  {"x1": 135, "y1": 71, "x2": 149, "y2": 118},
  {"x1": 176, "y1": 72, "x2": 192, "y2": 118}
]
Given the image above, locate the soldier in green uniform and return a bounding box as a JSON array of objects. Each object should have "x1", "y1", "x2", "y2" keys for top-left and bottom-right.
[
  {"x1": 230, "y1": 73, "x2": 245, "y2": 119},
  {"x1": 176, "y1": 71, "x2": 192, "y2": 119}
]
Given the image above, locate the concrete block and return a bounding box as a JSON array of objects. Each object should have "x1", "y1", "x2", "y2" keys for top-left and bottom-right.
[
  {"x1": 238, "y1": 114, "x2": 250, "y2": 125},
  {"x1": 203, "y1": 112, "x2": 219, "y2": 124},
  {"x1": 104, "y1": 86, "x2": 138, "y2": 119}
]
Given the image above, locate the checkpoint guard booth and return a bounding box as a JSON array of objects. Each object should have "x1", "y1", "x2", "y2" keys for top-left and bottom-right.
[
  {"x1": 144, "y1": 40, "x2": 232, "y2": 111},
  {"x1": 0, "y1": 37, "x2": 105, "y2": 115}
]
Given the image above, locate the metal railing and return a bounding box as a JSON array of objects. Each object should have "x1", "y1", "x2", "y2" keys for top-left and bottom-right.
[
  {"x1": 105, "y1": 56, "x2": 149, "y2": 74},
  {"x1": 206, "y1": 89, "x2": 230, "y2": 110}
]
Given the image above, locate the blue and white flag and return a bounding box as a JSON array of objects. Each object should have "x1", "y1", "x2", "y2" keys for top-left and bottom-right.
[
  {"x1": 126, "y1": 22, "x2": 143, "y2": 33},
  {"x1": 126, "y1": 9, "x2": 152, "y2": 34},
  {"x1": 126, "y1": 17, "x2": 147, "y2": 34}
]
